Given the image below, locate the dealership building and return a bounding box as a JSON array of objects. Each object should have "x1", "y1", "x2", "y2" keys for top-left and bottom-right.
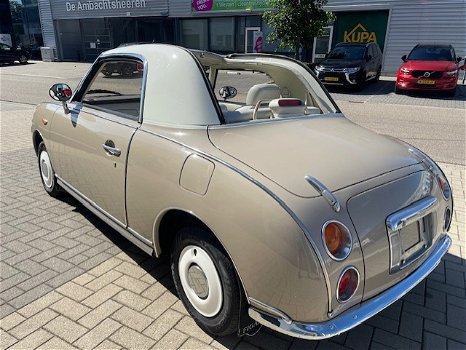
[{"x1": 29, "y1": 0, "x2": 466, "y2": 72}]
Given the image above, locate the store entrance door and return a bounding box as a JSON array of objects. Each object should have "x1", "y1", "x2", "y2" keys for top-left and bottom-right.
[
  {"x1": 312, "y1": 26, "x2": 333, "y2": 63},
  {"x1": 81, "y1": 19, "x2": 111, "y2": 62},
  {"x1": 245, "y1": 27, "x2": 261, "y2": 53}
]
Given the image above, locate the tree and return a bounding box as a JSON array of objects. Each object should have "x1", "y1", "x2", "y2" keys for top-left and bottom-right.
[{"x1": 263, "y1": 0, "x2": 333, "y2": 60}]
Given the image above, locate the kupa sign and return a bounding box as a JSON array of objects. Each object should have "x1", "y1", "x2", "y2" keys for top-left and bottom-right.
[{"x1": 65, "y1": 0, "x2": 146, "y2": 12}]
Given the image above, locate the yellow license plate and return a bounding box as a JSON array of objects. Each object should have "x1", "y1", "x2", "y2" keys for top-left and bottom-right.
[
  {"x1": 417, "y1": 79, "x2": 435, "y2": 85},
  {"x1": 324, "y1": 76, "x2": 339, "y2": 82}
]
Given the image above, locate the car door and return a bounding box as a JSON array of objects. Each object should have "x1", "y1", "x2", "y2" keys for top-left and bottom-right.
[
  {"x1": 48, "y1": 58, "x2": 144, "y2": 225},
  {"x1": 365, "y1": 45, "x2": 376, "y2": 79}
]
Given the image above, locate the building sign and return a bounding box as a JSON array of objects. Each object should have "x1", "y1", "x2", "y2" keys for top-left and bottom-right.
[
  {"x1": 334, "y1": 11, "x2": 389, "y2": 50},
  {"x1": 50, "y1": 0, "x2": 167, "y2": 19},
  {"x1": 65, "y1": 0, "x2": 146, "y2": 12},
  {"x1": 192, "y1": 0, "x2": 270, "y2": 12}
]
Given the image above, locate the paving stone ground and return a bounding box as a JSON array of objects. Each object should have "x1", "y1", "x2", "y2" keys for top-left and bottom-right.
[{"x1": 0, "y1": 101, "x2": 465, "y2": 350}]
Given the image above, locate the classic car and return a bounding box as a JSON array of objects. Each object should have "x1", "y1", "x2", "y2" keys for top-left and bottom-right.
[
  {"x1": 32, "y1": 44, "x2": 452, "y2": 340},
  {"x1": 395, "y1": 44, "x2": 462, "y2": 97},
  {"x1": 314, "y1": 42, "x2": 383, "y2": 89}
]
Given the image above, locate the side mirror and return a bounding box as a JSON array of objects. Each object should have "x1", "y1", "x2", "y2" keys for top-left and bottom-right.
[
  {"x1": 49, "y1": 83, "x2": 72, "y2": 114},
  {"x1": 401, "y1": 55, "x2": 407, "y2": 62},
  {"x1": 219, "y1": 86, "x2": 237, "y2": 101}
]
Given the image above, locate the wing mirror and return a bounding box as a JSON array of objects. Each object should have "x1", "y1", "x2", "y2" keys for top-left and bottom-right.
[
  {"x1": 219, "y1": 86, "x2": 237, "y2": 101},
  {"x1": 49, "y1": 83, "x2": 72, "y2": 114},
  {"x1": 401, "y1": 55, "x2": 408, "y2": 62}
]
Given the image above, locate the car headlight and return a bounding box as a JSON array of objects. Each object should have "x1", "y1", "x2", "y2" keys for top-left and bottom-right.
[
  {"x1": 345, "y1": 67, "x2": 360, "y2": 74},
  {"x1": 315, "y1": 65, "x2": 325, "y2": 72},
  {"x1": 445, "y1": 69, "x2": 458, "y2": 76},
  {"x1": 408, "y1": 147, "x2": 451, "y2": 200},
  {"x1": 400, "y1": 67, "x2": 411, "y2": 73}
]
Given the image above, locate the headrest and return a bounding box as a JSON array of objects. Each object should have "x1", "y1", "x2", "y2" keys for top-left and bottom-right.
[
  {"x1": 269, "y1": 98, "x2": 305, "y2": 117},
  {"x1": 246, "y1": 83, "x2": 281, "y2": 105}
]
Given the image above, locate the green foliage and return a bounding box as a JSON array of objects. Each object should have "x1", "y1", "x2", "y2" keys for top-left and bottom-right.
[{"x1": 263, "y1": 0, "x2": 333, "y2": 58}]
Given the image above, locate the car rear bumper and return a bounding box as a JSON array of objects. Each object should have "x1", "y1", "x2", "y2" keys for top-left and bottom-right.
[{"x1": 248, "y1": 234, "x2": 451, "y2": 340}]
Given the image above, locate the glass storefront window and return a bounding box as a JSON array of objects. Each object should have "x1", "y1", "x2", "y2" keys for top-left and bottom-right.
[
  {"x1": 181, "y1": 19, "x2": 208, "y2": 50},
  {"x1": 209, "y1": 17, "x2": 235, "y2": 52}
]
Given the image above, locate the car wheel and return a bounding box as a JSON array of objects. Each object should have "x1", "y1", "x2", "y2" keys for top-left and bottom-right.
[
  {"x1": 121, "y1": 64, "x2": 133, "y2": 77},
  {"x1": 38, "y1": 142, "x2": 62, "y2": 197},
  {"x1": 8, "y1": 61, "x2": 15, "y2": 65},
  {"x1": 394, "y1": 86, "x2": 403, "y2": 95},
  {"x1": 171, "y1": 226, "x2": 242, "y2": 336},
  {"x1": 19, "y1": 54, "x2": 28, "y2": 64}
]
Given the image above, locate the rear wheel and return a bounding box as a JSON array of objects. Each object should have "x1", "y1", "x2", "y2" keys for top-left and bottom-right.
[
  {"x1": 38, "y1": 142, "x2": 61, "y2": 197},
  {"x1": 171, "y1": 227, "x2": 242, "y2": 336},
  {"x1": 19, "y1": 54, "x2": 28, "y2": 64}
]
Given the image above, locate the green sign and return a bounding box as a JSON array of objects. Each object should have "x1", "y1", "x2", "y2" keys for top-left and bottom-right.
[
  {"x1": 333, "y1": 11, "x2": 389, "y2": 51},
  {"x1": 191, "y1": 0, "x2": 270, "y2": 12}
]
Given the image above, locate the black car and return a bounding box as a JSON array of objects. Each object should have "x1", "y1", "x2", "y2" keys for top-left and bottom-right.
[
  {"x1": 315, "y1": 42, "x2": 383, "y2": 89},
  {"x1": 0, "y1": 43, "x2": 30, "y2": 65}
]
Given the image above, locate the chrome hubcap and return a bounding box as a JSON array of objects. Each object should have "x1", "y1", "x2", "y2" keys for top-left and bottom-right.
[
  {"x1": 179, "y1": 245, "x2": 222, "y2": 317},
  {"x1": 39, "y1": 151, "x2": 53, "y2": 189}
]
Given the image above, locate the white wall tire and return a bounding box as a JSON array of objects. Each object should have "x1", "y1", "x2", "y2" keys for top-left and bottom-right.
[
  {"x1": 37, "y1": 142, "x2": 61, "y2": 197},
  {"x1": 170, "y1": 227, "x2": 244, "y2": 337}
]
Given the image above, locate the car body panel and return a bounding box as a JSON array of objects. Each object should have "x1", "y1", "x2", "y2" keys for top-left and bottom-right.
[{"x1": 209, "y1": 116, "x2": 418, "y2": 197}]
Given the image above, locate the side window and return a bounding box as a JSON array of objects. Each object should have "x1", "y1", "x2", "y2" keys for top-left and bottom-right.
[{"x1": 82, "y1": 59, "x2": 144, "y2": 121}]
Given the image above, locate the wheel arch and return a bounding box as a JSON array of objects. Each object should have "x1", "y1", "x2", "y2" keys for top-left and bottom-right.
[
  {"x1": 32, "y1": 130, "x2": 44, "y2": 155},
  {"x1": 153, "y1": 207, "x2": 249, "y2": 299}
]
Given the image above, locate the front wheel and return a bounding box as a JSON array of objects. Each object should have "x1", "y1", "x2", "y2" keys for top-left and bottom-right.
[
  {"x1": 38, "y1": 142, "x2": 62, "y2": 197},
  {"x1": 444, "y1": 88, "x2": 456, "y2": 97},
  {"x1": 171, "y1": 227, "x2": 242, "y2": 336}
]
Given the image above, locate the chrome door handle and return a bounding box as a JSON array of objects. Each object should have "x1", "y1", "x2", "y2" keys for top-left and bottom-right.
[{"x1": 102, "y1": 143, "x2": 121, "y2": 157}]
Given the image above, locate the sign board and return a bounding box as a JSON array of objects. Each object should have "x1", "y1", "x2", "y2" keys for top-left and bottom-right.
[
  {"x1": 192, "y1": 0, "x2": 270, "y2": 12},
  {"x1": 50, "y1": 0, "x2": 167, "y2": 19},
  {"x1": 0, "y1": 34, "x2": 12, "y2": 46},
  {"x1": 253, "y1": 31, "x2": 263, "y2": 53},
  {"x1": 333, "y1": 11, "x2": 389, "y2": 51}
]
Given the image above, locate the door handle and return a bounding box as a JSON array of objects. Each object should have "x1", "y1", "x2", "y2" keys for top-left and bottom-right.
[{"x1": 102, "y1": 140, "x2": 121, "y2": 157}]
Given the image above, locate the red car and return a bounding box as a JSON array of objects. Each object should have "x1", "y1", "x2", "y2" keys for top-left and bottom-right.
[{"x1": 395, "y1": 44, "x2": 462, "y2": 97}]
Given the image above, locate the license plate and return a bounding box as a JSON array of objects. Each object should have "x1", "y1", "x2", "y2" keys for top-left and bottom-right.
[
  {"x1": 417, "y1": 79, "x2": 435, "y2": 85},
  {"x1": 324, "y1": 76, "x2": 339, "y2": 82},
  {"x1": 400, "y1": 221, "x2": 421, "y2": 252}
]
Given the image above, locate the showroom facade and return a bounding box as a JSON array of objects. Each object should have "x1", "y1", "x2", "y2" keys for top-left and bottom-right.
[{"x1": 36, "y1": 0, "x2": 466, "y2": 72}]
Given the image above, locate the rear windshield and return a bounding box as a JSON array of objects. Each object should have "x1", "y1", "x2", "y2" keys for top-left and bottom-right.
[
  {"x1": 327, "y1": 46, "x2": 366, "y2": 60},
  {"x1": 408, "y1": 46, "x2": 454, "y2": 61}
]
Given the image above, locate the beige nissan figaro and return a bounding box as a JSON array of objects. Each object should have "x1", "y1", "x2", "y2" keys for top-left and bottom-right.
[{"x1": 31, "y1": 44, "x2": 453, "y2": 339}]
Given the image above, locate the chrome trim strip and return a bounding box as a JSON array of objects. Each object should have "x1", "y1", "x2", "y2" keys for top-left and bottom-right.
[
  {"x1": 56, "y1": 177, "x2": 153, "y2": 255},
  {"x1": 321, "y1": 221, "x2": 353, "y2": 261},
  {"x1": 386, "y1": 196, "x2": 438, "y2": 232},
  {"x1": 305, "y1": 176, "x2": 341, "y2": 212},
  {"x1": 248, "y1": 235, "x2": 451, "y2": 340},
  {"x1": 249, "y1": 298, "x2": 292, "y2": 325},
  {"x1": 139, "y1": 128, "x2": 333, "y2": 313}
]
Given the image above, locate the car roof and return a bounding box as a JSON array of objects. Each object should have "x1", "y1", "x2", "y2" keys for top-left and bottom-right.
[{"x1": 414, "y1": 44, "x2": 452, "y2": 49}]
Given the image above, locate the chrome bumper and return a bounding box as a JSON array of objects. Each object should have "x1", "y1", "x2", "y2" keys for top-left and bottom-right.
[{"x1": 248, "y1": 234, "x2": 451, "y2": 340}]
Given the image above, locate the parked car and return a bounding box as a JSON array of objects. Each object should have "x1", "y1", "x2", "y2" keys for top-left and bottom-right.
[
  {"x1": 314, "y1": 42, "x2": 383, "y2": 89},
  {"x1": 0, "y1": 43, "x2": 30, "y2": 64},
  {"x1": 395, "y1": 44, "x2": 462, "y2": 96},
  {"x1": 32, "y1": 44, "x2": 452, "y2": 340}
]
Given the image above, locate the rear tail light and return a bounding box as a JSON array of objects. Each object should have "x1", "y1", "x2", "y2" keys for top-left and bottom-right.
[
  {"x1": 337, "y1": 267, "x2": 359, "y2": 303},
  {"x1": 322, "y1": 221, "x2": 352, "y2": 261}
]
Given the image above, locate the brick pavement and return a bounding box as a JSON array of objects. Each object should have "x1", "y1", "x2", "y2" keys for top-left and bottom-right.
[{"x1": 0, "y1": 101, "x2": 465, "y2": 350}]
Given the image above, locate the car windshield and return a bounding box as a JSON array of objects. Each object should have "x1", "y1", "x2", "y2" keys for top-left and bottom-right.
[
  {"x1": 408, "y1": 46, "x2": 453, "y2": 61},
  {"x1": 327, "y1": 46, "x2": 366, "y2": 60}
]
